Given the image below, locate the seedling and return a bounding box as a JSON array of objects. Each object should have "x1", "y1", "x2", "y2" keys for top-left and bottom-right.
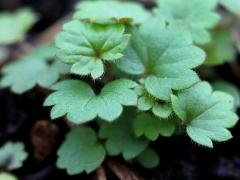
[{"x1": 1, "y1": 0, "x2": 240, "y2": 176}]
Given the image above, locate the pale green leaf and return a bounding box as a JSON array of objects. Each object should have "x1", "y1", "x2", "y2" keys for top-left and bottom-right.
[
  {"x1": 74, "y1": 0, "x2": 151, "y2": 25},
  {"x1": 0, "y1": 8, "x2": 38, "y2": 45},
  {"x1": 136, "y1": 84, "x2": 172, "y2": 118},
  {"x1": 136, "y1": 148, "x2": 160, "y2": 169},
  {"x1": 204, "y1": 30, "x2": 235, "y2": 65},
  {"x1": 117, "y1": 18, "x2": 205, "y2": 101},
  {"x1": 55, "y1": 20, "x2": 130, "y2": 79},
  {"x1": 0, "y1": 45, "x2": 69, "y2": 94},
  {"x1": 154, "y1": 0, "x2": 220, "y2": 44},
  {"x1": 57, "y1": 127, "x2": 105, "y2": 175},
  {"x1": 0, "y1": 173, "x2": 17, "y2": 180},
  {"x1": 133, "y1": 112, "x2": 175, "y2": 141},
  {"x1": 0, "y1": 142, "x2": 28, "y2": 170},
  {"x1": 171, "y1": 82, "x2": 239, "y2": 148},
  {"x1": 99, "y1": 110, "x2": 149, "y2": 160},
  {"x1": 44, "y1": 79, "x2": 138, "y2": 124}
]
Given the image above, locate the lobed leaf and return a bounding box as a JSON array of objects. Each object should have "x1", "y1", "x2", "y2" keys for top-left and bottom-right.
[
  {"x1": 133, "y1": 112, "x2": 175, "y2": 141},
  {"x1": 154, "y1": 0, "x2": 220, "y2": 44},
  {"x1": 117, "y1": 18, "x2": 205, "y2": 101},
  {"x1": 57, "y1": 127, "x2": 105, "y2": 175},
  {"x1": 171, "y1": 82, "x2": 239, "y2": 148},
  {"x1": 44, "y1": 79, "x2": 138, "y2": 124},
  {"x1": 55, "y1": 20, "x2": 130, "y2": 79},
  {"x1": 0, "y1": 45, "x2": 69, "y2": 94},
  {"x1": 74, "y1": 0, "x2": 151, "y2": 25},
  {"x1": 0, "y1": 8, "x2": 38, "y2": 45},
  {"x1": 0, "y1": 142, "x2": 28, "y2": 170},
  {"x1": 99, "y1": 110, "x2": 149, "y2": 160}
]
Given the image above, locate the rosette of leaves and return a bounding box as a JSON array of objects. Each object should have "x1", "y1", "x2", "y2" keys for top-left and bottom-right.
[
  {"x1": 0, "y1": 45, "x2": 69, "y2": 94},
  {"x1": 117, "y1": 18, "x2": 205, "y2": 102},
  {"x1": 0, "y1": 8, "x2": 38, "y2": 45},
  {"x1": 0, "y1": 0, "x2": 237, "y2": 176},
  {"x1": 55, "y1": 20, "x2": 130, "y2": 79},
  {"x1": 74, "y1": 0, "x2": 151, "y2": 24},
  {"x1": 154, "y1": 0, "x2": 220, "y2": 44}
]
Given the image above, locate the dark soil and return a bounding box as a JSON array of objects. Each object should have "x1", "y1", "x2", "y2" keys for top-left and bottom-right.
[{"x1": 1, "y1": 0, "x2": 240, "y2": 180}]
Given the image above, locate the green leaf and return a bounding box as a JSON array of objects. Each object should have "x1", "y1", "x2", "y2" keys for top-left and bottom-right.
[
  {"x1": 117, "y1": 19, "x2": 205, "y2": 101},
  {"x1": 204, "y1": 30, "x2": 235, "y2": 65},
  {"x1": 0, "y1": 45, "x2": 69, "y2": 94},
  {"x1": 134, "y1": 112, "x2": 175, "y2": 141},
  {"x1": 0, "y1": 173, "x2": 17, "y2": 180},
  {"x1": 44, "y1": 79, "x2": 138, "y2": 124},
  {"x1": 0, "y1": 8, "x2": 38, "y2": 45},
  {"x1": 99, "y1": 110, "x2": 149, "y2": 160},
  {"x1": 57, "y1": 127, "x2": 105, "y2": 175},
  {"x1": 136, "y1": 148, "x2": 160, "y2": 169},
  {"x1": 55, "y1": 20, "x2": 130, "y2": 79},
  {"x1": 136, "y1": 84, "x2": 172, "y2": 118},
  {"x1": 213, "y1": 81, "x2": 240, "y2": 110},
  {"x1": 74, "y1": 0, "x2": 151, "y2": 25},
  {"x1": 171, "y1": 82, "x2": 239, "y2": 148},
  {"x1": 220, "y1": 0, "x2": 240, "y2": 17},
  {"x1": 0, "y1": 142, "x2": 28, "y2": 170},
  {"x1": 154, "y1": 0, "x2": 220, "y2": 44}
]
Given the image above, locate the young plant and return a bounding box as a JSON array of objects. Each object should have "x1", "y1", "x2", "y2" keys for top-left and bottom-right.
[{"x1": 0, "y1": 0, "x2": 240, "y2": 176}]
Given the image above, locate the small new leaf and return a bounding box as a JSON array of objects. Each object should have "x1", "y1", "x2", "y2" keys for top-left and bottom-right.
[
  {"x1": 99, "y1": 110, "x2": 149, "y2": 160},
  {"x1": 136, "y1": 148, "x2": 160, "y2": 169},
  {"x1": 74, "y1": 0, "x2": 151, "y2": 25},
  {"x1": 55, "y1": 20, "x2": 130, "y2": 79},
  {"x1": 44, "y1": 79, "x2": 138, "y2": 124},
  {"x1": 0, "y1": 142, "x2": 28, "y2": 170},
  {"x1": 171, "y1": 82, "x2": 239, "y2": 148},
  {"x1": 117, "y1": 19, "x2": 205, "y2": 101},
  {"x1": 0, "y1": 45, "x2": 69, "y2": 94},
  {"x1": 57, "y1": 127, "x2": 105, "y2": 175},
  {"x1": 0, "y1": 8, "x2": 38, "y2": 45},
  {"x1": 154, "y1": 0, "x2": 220, "y2": 44},
  {"x1": 134, "y1": 112, "x2": 175, "y2": 141},
  {"x1": 136, "y1": 85, "x2": 172, "y2": 118}
]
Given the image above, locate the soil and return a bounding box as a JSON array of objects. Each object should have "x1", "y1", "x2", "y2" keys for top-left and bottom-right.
[{"x1": 0, "y1": 0, "x2": 240, "y2": 180}]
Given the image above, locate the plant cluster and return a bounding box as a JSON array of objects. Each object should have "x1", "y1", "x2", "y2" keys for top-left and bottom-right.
[{"x1": 0, "y1": 0, "x2": 240, "y2": 175}]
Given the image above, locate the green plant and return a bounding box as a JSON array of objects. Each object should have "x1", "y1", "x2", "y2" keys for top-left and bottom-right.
[
  {"x1": 0, "y1": 142, "x2": 28, "y2": 171},
  {"x1": 1, "y1": 0, "x2": 240, "y2": 175},
  {"x1": 0, "y1": 8, "x2": 38, "y2": 45}
]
